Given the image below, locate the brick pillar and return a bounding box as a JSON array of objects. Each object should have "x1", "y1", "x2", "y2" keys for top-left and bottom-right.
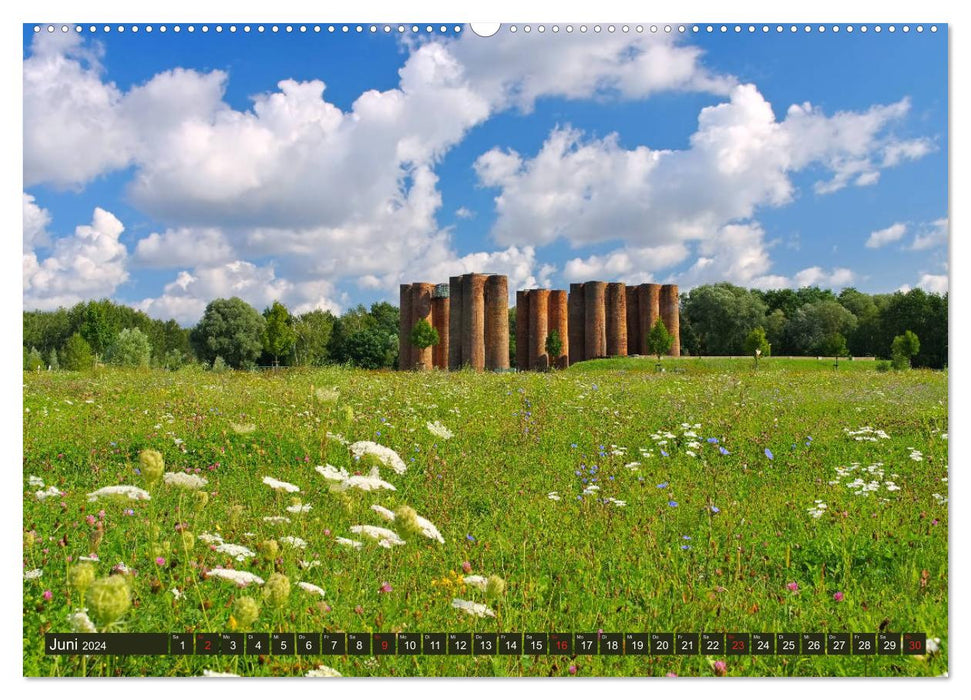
[
  {"x1": 528, "y1": 289, "x2": 550, "y2": 371},
  {"x1": 626, "y1": 285, "x2": 639, "y2": 356},
  {"x1": 399, "y1": 284, "x2": 413, "y2": 371},
  {"x1": 431, "y1": 296, "x2": 449, "y2": 369},
  {"x1": 606, "y1": 282, "x2": 627, "y2": 357},
  {"x1": 484, "y1": 275, "x2": 509, "y2": 371},
  {"x1": 411, "y1": 282, "x2": 435, "y2": 370},
  {"x1": 548, "y1": 290, "x2": 569, "y2": 369},
  {"x1": 515, "y1": 290, "x2": 530, "y2": 371},
  {"x1": 660, "y1": 284, "x2": 680, "y2": 357},
  {"x1": 448, "y1": 275, "x2": 464, "y2": 370},
  {"x1": 641, "y1": 283, "x2": 661, "y2": 355},
  {"x1": 568, "y1": 283, "x2": 586, "y2": 365},
  {"x1": 584, "y1": 281, "x2": 607, "y2": 360},
  {"x1": 466, "y1": 274, "x2": 487, "y2": 371}
]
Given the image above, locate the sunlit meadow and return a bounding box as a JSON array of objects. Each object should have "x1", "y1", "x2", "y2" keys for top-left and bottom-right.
[{"x1": 22, "y1": 358, "x2": 948, "y2": 677}]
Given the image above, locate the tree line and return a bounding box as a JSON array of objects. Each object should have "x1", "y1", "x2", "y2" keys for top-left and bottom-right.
[{"x1": 23, "y1": 283, "x2": 947, "y2": 371}]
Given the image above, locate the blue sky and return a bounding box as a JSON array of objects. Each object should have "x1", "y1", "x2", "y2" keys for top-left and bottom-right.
[{"x1": 22, "y1": 23, "x2": 948, "y2": 324}]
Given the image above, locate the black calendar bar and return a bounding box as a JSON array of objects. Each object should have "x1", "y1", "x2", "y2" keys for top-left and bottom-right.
[{"x1": 44, "y1": 632, "x2": 930, "y2": 655}]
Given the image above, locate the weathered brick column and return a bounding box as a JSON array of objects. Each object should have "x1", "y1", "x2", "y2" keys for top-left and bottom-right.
[
  {"x1": 626, "y1": 285, "x2": 640, "y2": 356},
  {"x1": 660, "y1": 283, "x2": 680, "y2": 357},
  {"x1": 605, "y1": 282, "x2": 627, "y2": 357},
  {"x1": 464, "y1": 273, "x2": 487, "y2": 371},
  {"x1": 528, "y1": 289, "x2": 550, "y2": 371},
  {"x1": 515, "y1": 290, "x2": 530, "y2": 371},
  {"x1": 637, "y1": 283, "x2": 661, "y2": 355},
  {"x1": 584, "y1": 281, "x2": 607, "y2": 360},
  {"x1": 548, "y1": 290, "x2": 569, "y2": 369},
  {"x1": 411, "y1": 282, "x2": 435, "y2": 370},
  {"x1": 484, "y1": 275, "x2": 509, "y2": 371},
  {"x1": 448, "y1": 275, "x2": 464, "y2": 370},
  {"x1": 431, "y1": 289, "x2": 449, "y2": 370},
  {"x1": 568, "y1": 283, "x2": 586, "y2": 365},
  {"x1": 399, "y1": 284, "x2": 413, "y2": 370}
]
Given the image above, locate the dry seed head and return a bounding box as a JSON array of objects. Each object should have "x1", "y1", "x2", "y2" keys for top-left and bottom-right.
[
  {"x1": 263, "y1": 573, "x2": 291, "y2": 608},
  {"x1": 87, "y1": 576, "x2": 131, "y2": 626},
  {"x1": 232, "y1": 596, "x2": 260, "y2": 628},
  {"x1": 138, "y1": 450, "x2": 165, "y2": 485},
  {"x1": 68, "y1": 562, "x2": 96, "y2": 593}
]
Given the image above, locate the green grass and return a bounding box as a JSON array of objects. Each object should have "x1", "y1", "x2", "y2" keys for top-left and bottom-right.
[{"x1": 22, "y1": 360, "x2": 948, "y2": 677}]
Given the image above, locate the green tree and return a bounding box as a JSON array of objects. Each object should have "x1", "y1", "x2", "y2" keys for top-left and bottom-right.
[
  {"x1": 47, "y1": 348, "x2": 60, "y2": 371},
  {"x1": 743, "y1": 326, "x2": 771, "y2": 369},
  {"x1": 261, "y1": 301, "x2": 297, "y2": 366},
  {"x1": 24, "y1": 347, "x2": 44, "y2": 371},
  {"x1": 190, "y1": 297, "x2": 266, "y2": 369},
  {"x1": 763, "y1": 309, "x2": 787, "y2": 355},
  {"x1": 545, "y1": 329, "x2": 563, "y2": 370},
  {"x1": 891, "y1": 330, "x2": 920, "y2": 369},
  {"x1": 646, "y1": 317, "x2": 674, "y2": 364},
  {"x1": 877, "y1": 290, "x2": 947, "y2": 369},
  {"x1": 106, "y1": 328, "x2": 152, "y2": 367},
  {"x1": 409, "y1": 318, "x2": 440, "y2": 370},
  {"x1": 60, "y1": 333, "x2": 94, "y2": 370},
  {"x1": 682, "y1": 283, "x2": 767, "y2": 355},
  {"x1": 78, "y1": 303, "x2": 116, "y2": 358},
  {"x1": 785, "y1": 300, "x2": 858, "y2": 356},
  {"x1": 819, "y1": 332, "x2": 849, "y2": 368},
  {"x1": 292, "y1": 309, "x2": 336, "y2": 366},
  {"x1": 344, "y1": 328, "x2": 392, "y2": 369}
]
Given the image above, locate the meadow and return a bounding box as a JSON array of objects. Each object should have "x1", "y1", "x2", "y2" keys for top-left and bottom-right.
[{"x1": 22, "y1": 357, "x2": 948, "y2": 677}]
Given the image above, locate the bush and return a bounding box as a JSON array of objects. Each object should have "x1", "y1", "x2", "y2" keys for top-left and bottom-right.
[
  {"x1": 106, "y1": 328, "x2": 152, "y2": 367},
  {"x1": 875, "y1": 360, "x2": 892, "y2": 372},
  {"x1": 210, "y1": 355, "x2": 229, "y2": 373},
  {"x1": 24, "y1": 347, "x2": 44, "y2": 371},
  {"x1": 60, "y1": 333, "x2": 94, "y2": 371}
]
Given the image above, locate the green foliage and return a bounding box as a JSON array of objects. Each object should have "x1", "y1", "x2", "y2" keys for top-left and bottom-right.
[
  {"x1": 681, "y1": 283, "x2": 767, "y2": 355},
  {"x1": 544, "y1": 329, "x2": 563, "y2": 368},
  {"x1": 891, "y1": 330, "x2": 921, "y2": 370},
  {"x1": 47, "y1": 348, "x2": 59, "y2": 371},
  {"x1": 743, "y1": 326, "x2": 771, "y2": 368},
  {"x1": 210, "y1": 355, "x2": 229, "y2": 373},
  {"x1": 24, "y1": 347, "x2": 44, "y2": 371},
  {"x1": 261, "y1": 301, "x2": 297, "y2": 365},
  {"x1": 410, "y1": 318, "x2": 440, "y2": 351},
  {"x1": 79, "y1": 303, "x2": 115, "y2": 357},
  {"x1": 818, "y1": 332, "x2": 849, "y2": 367},
  {"x1": 328, "y1": 303, "x2": 399, "y2": 369},
  {"x1": 292, "y1": 309, "x2": 335, "y2": 366},
  {"x1": 191, "y1": 297, "x2": 266, "y2": 369},
  {"x1": 646, "y1": 317, "x2": 674, "y2": 361},
  {"x1": 59, "y1": 333, "x2": 94, "y2": 371},
  {"x1": 786, "y1": 301, "x2": 857, "y2": 356},
  {"x1": 106, "y1": 328, "x2": 153, "y2": 367},
  {"x1": 161, "y1": 349, "x2": 186, "y2": 371},
  {"x1": 343, "y1": 328, "x2": 393, "y2": 369}
]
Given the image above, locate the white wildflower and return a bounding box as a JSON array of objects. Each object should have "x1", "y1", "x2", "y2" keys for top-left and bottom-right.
[
  {"x1": 214, "y1": 543, "x2": 256, "y2": 561},
  {"x1": 286, "y1": 503, "x2": 312, "y2": 514},
  {"x1": 685, "y1": 450, "x2": 697, "y2": 458},
  {"x1": 413, "y1": 512, "x2": 445, "y2": 544},
  {"x1": 297, "y1": 581, "x2": 326, "y2": 597},
  {"x1": 67, "y1": 609, "x2": 97, "y2": 633},
  {"x1": 87, "y1": 485, "x2": 151, "y2": 502},
  {"x1": 163, "y1": 472, "x2": 208, "y2": 490},
  {"x1": 202, "y1": 670, "x2": 240, "y2": 677},
  {"x1": 426, "y1": 421, "x2": 454, "y2": 440},
  {"x1": 262, "y1": 516, "x2": 291, "y2": 524},
  {"x1": 371, "y1": 504, "x2": 397, "y2": 521},
  {"x1": 280, "y1": 536, "x2": 307, "y2": 549},
  {"x1": 605, "y1": 497, "x2": 626, "y2": 507},
  {"x1": 24, "y1": 568, "x2": 43, "y2": 581},
  {"x1": 927, "y1": 637, "x2": 941, "y2": 654},
  {"x1": 206, "y1": 567, "x2": 265, "y2": 586},
  {"x1": 306, "y1": 665, "x2": 342, "y2": 677},
  {"x1": 171, "y1": 588, "x2": 183, "y2": 600},
  {"x1": 335, "y1": 537, "x2": 363, "y2": 549},
  {"x1": 547, "y1": 492, "x2": 561, "y2": 501},
  {"x1": 198, "y1": 532, "x2": 224, "y2": 545},
  {"x1": 299, "y1": 560, "x2": 322, "y2": 569},
  {"x1": 451, "y1": 598, "x2": 496, "y2": 618},
  {"x1": 349, "y1": 441, "x2": 407, "y2": 474},
  {"x1": 35, "y1": 486, "x2": 64, "y2": 500},
  {"x1": 624, "y1": 462, "x2": 641, "y2": 470},
  {"x1": 326, "y1": 432, "x2": 349, "y2": 445},
  {"x1": 315, "y1": 464, "x2": 349, "y2": 482},
  {"x1": 263, "y1": 476, "x2": 301, "y2": 493},
  {"x1": 79, "y1": 555, "x2": 100, "y2": 562},
  {"x1": 350, "y1": 524, "x2": 405, "y2": 548},
  {"x1": 464, "y1": 575, "x2": 488, "y2": 591},
  {"x1": 229, "y1": 422, "x2": 256, "y2": 434},
  {"x1": 338, "y1": 469, "x2": 397, "y2": 492},
  {"x1": 28, "y1": 475, "x2": 44, "y2": 488}
]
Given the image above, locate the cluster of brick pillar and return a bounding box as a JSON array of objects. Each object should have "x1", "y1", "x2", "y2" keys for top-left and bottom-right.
[
  {"x1": 568, "y1": 282, "x2": 680, "y2": 363},
  {"x1": 516, "y1": 289, "x2": 569, "y2": 371},
  {"x1": 400, "y1": 274, "x2": 679, "y2": 371}
]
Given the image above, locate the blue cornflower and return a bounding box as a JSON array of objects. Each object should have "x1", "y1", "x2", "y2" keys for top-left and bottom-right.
[
  {"x1": 376, "y1": 431, "x2": 381, "y2": 437},
  {"x1": 706, "y1": 437, "x2": 719, "y2": 444},
  {"x1": 466, "y1": 534, "x2": 475, "y2": 542},
  {"x1": 571, "y1": 443, "x2": 578, "y2": 449},
  {"x1": 765, "y1": 448, "x2": 774, "y2": 460},
  {"x1": 682, "y1": 535, "x2": 691, "y2": 540},
  {"x1": 710, "y1": 506, "x2": 721, "y2": 514},
  {"x1": 661, "y1": 450, "x2": 669, "y2": 457},
  {"x1": 719, "y1": 446, "x2": 730, "y2": 455},
  {"x1": 681, "y1": 545, "x2": 691, "y2": 550},
  {"x1": 582, "y1": 478, "x2": 588, "y2": 484},
  {"x1": 657, "y1": 482, "x2": 668, "y2": 489},
  {"x1": 609, "y1": 475, "x2": 615, "y2": 480},
  {"x1": 668, "y1": 500, "x2": 678, "y2": 508},
  {"x1": 575, "y1": 470, "x2": 582, "y2": 476}
]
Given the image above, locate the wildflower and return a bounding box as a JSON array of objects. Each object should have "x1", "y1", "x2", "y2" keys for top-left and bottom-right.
[
  {"x1": 462, "y1": 561, "x2": 473, "y2": 574},
  {"x1": 548, "y1": 492, "x2": 561, "y2": 501},
  {"x1": 232, "y1": 596, "x2": 260, "y2": 627},
  {"x1": 926, "y1": 637, "x2": 941, "y2": 654},
  {"x1": 336, "y1": 537, "x2": 363, "y2": 549},
  {"x1": 262, "y1": 476, "x2": 300, "y2": 493},
  {"x1": 569, "y1": 665, "x2": 577, "y2": 675},
  {"x1": 87, "y1": 576, "x2": 131, "y2": 628},
  {"x1": 315, "y1": 464, "x2": 350, "y2": 482},
  {"x1": 68, "y1": 563, "x2": 95, "y2": 592},
  {"x1": 464, "y1": 575, "x2": 487, "y2": 591},
  {"x1": 306, "y1": 665, "x2": 342, "y2": 677},
  {"x1": 171, "y1": 588, "x2": 183, "y2": 600},
  {"x1": 297, "y1": 582, "x2": 326, "y2": 597},
  {"x1": 163, "y1": 471, "x2": 208, "y2": 490},
  {"x1": 154, "y1": 556, "x2": 166, "y2": 566},
  {"x1": 426, "y1": 421, "x2": 454, "y2": 440},
  {"x1": 314, "y1": 387, "x2": 339, "y2": 404},
  {"x1": 707, "y1": 438, "x2": 719, "y2": 444},
  {"x1": 485, "y1": 575, "x2": 506, "y2": 599},
  {"x1": 466, "y1": 534, "x2": 476, "y2": 542},
  {"x1": 349, "y1": 441, "x2": 408, "y2": 475},
  {"x1": 787, "y1": 582, "x2": 799, "y2": 592},
  {"x1": 668, "y1": 500, "x2": 678, "y2": 508},
  {"x1": 263, "y1": 573, "x2": 291, "y2": 608},
  {"x1": 657, "y1": 482, "x2": 668, "y2": 489},
  {"x1": 87, "y1": 485, "x2": 151, "y2": 502},
  {"x1": 229, "y1": 422, "x2": 256, "y2": 434},
  {"x1": 286, "y1": 503, "x2": 312, "y2": 513},
  {"x1": 179, "y1": 531, "x2": 195, "y2": 551},
  {"x1": 719, "y1": 447, "x2": 730, "y2": 456},
  {"x1": 451, "y1": 598, "x2": 496, "y2": 618},
  {"x1": 833, "y1": 591, "x2": 844, "y2": 602},
  {"x1": 350, "y1": 525, "x2": 405, "y2": 548},
  {"x1": 337, "y1": 468, "x2": 397, "y2": 492},
  {"x1": 379, "y1": 582, "x2": 393, "y2": 593},
  {"x1": 214, "y1": 543, "x2": 256, "y2": 561},
  {"x1": 395, "y1": 505, "x2": 445, "y2": 544},
  {"x1": 765, "y1": 448, "x2": 774, "y2": 461},
  {"x1": 262, "y1": 516, "x2": 291, "y2": 524},
  {"x1": 24, "y1": 568, "x2": 43, "y2": 581},
  {"x1": 35, "y1": 486, "x2": 64, "y2": 501},
  {"x1": 67, "y1": 609, "x2": 97, "y2": 633},
  {"x1": 279, "y1": 536, "x2": 308, "y2": 549},
  {"x1": 28, "y1": 475, "x2": 44, "y2": 488},
  {"x1": 43, "y1": 590, "x2": 52, "y2": 601},
  {"x1": 138, "y1": 450, "x2": 165, "y2": 485},
  {"x1": 202, "y1": 670, "x2": 240, "y2": 677},
  {"x1": 710, "y1": 506, "x2": 721, "y2": 514},
  {"x1": 713, "y1": 660, "x2": 727, "y2": 676},
  {"x1": 371, "y1": 504, "x2": 396, "y2": 521},
  {"x1": 207, "y1": 568, "x2": 265, "y2": 587}
]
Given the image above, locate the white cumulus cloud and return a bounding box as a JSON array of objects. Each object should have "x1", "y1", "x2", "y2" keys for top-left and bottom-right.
[{"x1": 866, "y1": 222, "x2": 908, "y2": 249}]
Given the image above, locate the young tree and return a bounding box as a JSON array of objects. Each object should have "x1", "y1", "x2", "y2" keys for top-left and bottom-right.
[
  {"x1": 891, "y1": 330, "x2": 920, "y2": 370},
  {"x1": 262, "y1": 301, "x2": 297, "y2": 366},
  {"x1": 292, "y1": 309, "x2": 335, "y2": 366},
  {"x1": 24, "y1": 347, "x2": 44, "y2": 371},
  {"x1": 647, "y1": 318, "x2": 674, "y2": 366},
  {"x1": 819, "y1": 332, "x2": 849, "y2": 369},
  {"x1": 545, "y1": 329, "x2": 563, "y2": 370},
  {"x1": 47, "y1": 348, "x2": 60, "y2": 371},
  {"x1": 106, "y1": 328, "x2": 152, "y2": 367},
  {"x1": 409, "y1": 318, "x2": 440, "y2": 370},
  {"x1": 743, "y1": 326, "x2": 771, "y2": 369},
  {"x1": 60, "y1": 333, "x2": 94, "y2": 370},
  {"x1": 190, "y1": 297, "x2": 266, "y2": 369}
]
